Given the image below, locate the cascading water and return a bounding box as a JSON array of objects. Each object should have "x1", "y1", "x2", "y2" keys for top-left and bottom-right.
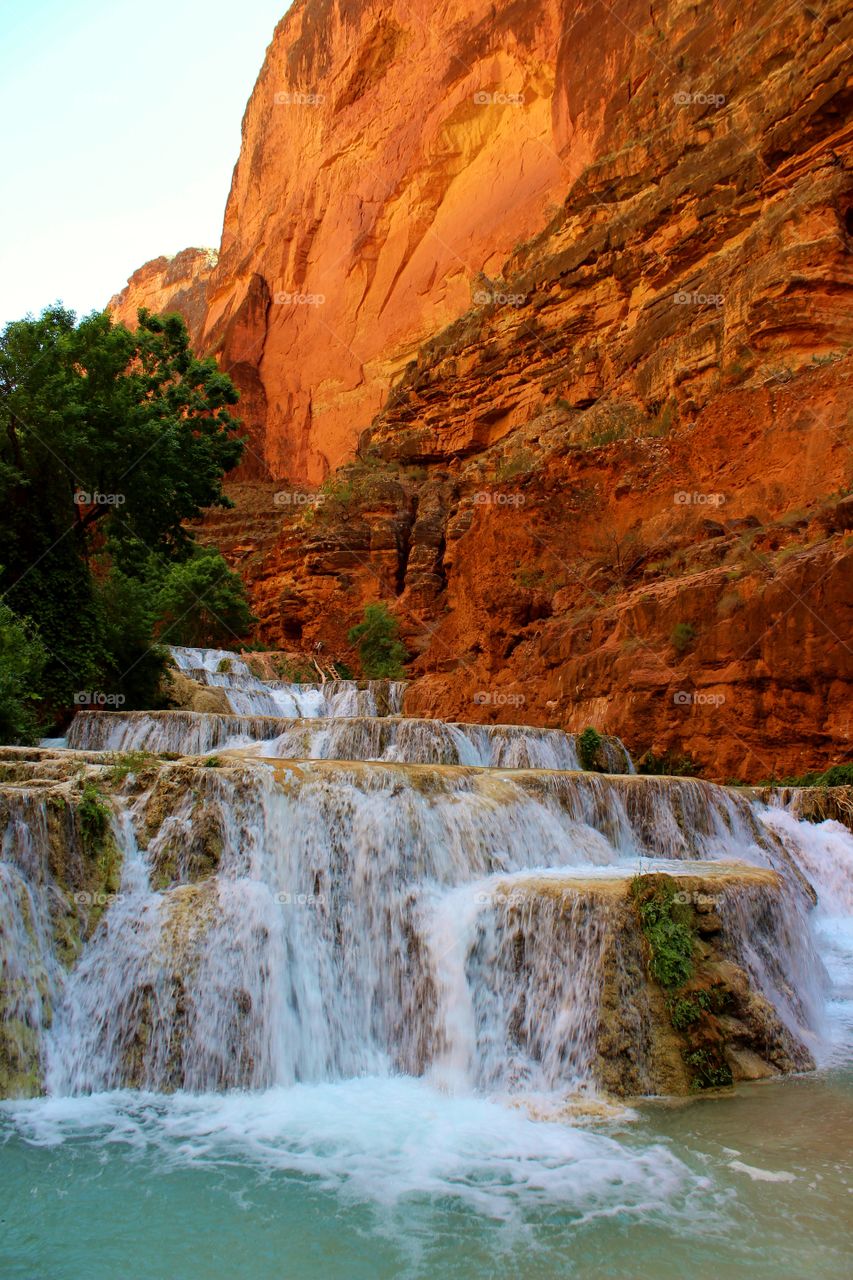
[{"x1": 2, "y1": 647, "x2": 853, "y2": 1277}]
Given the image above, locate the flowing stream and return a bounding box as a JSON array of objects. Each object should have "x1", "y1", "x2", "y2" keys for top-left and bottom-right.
[{"x1": 1, "y1": 647, "x2": 852, "y2": 1278}]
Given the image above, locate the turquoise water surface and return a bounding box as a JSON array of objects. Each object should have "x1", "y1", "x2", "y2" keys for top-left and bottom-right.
[{"x1": 2, "y1": 1069, "x2": 851, "y2": 1280}]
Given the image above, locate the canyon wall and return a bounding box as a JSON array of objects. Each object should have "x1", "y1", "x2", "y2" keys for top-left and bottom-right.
[{"x1": 114, "y1": 0, "x2": 852, "y2": 779}]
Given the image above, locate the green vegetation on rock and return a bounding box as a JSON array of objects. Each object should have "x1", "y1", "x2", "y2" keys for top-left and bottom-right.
[
  {"x1": 77, "y1": 781, "x2": 111, "y2": 854},
  {"x1": 577, "y1": 726, "x2": 605, "y2": 772},
  {"x1": 637, "y1": 750, "x2": 703, "y2": 777},
  {"x1": 348, "y1": 603, "x2": 408, "y2": 679},
  {"x1": 632, "y1": 876, "x2": 694, "y2": 988},
  {"x1": 106, "y1": 751, "x2": 156, "y2": 785},
  {"x1": 632, "y1": 875, "x2": 743, "y2": 1091},
  {"x1": 760, "y1": 763, "x2": 853, "y2": 788},
  {"x1": 670, "y1": 622, "x2": 696, "y2": 653},
  {"x1": 685, "y1": 1048, "x2": 734, "y2": 1090}
]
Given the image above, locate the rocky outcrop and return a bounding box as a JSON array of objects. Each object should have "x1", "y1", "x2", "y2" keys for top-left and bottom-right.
[
  {"x1": 163, "y1": 668, "x2": 233, "y2": 716},
  {"x1": 116, "y1": 0, "x2": 852, "y2": 485},
  {"x1": 204, "y1": 425, "x2": 851, "y2": 780},
  {"x1": 753, "y1": 784, "x2": 853, "y2": 832},
  {"x1": 500, "y1": 867, "x2": 816, "y2": 1097},
  {"x1": 109, "y1": 248, "x2": 218, "y2": 348}
]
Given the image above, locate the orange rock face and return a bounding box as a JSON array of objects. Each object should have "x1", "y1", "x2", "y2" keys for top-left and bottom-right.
[
  {"x1": 109, "y1": 248, "x2": 218, "y2": 350},
  {"x1": 200, "y1": 0, "x2": 581, "y2": 483},
  {"x1": 125, "y1": 0, "x2": 852, "y2": 779}
]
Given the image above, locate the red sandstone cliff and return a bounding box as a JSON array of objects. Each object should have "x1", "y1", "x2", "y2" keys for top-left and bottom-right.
[
  {"x1": 109, "y1": 248, "x2": 218, "y2": 350},
  {"x1": 117, "y1": 0, "x2": 852, "y2": 779}
]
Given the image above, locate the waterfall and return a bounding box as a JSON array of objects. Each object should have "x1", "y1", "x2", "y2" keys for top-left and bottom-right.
[
  {"x1": 168, "y1": 645, "x2": 407, "y2": 718},
  {"x1": 2, "y1": 646, "x2": 852, "y2": 1102}
]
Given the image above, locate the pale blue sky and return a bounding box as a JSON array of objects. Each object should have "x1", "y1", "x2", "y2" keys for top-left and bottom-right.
[{"x1": 0, "y1": 0, "x2": 290, "y2": 327}]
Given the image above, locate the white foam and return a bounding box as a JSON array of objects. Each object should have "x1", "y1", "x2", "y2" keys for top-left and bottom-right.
[
  {"x1": 0, "y1": 1077, "x2": 721, "y2": 1223},
  {"x1": 728, "y1": 1159, "x2": 796, "y2": 1183}
]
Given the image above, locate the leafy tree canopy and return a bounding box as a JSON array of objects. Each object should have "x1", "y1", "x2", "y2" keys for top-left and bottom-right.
[
  {"x1": 154, "y1": 547, "x2": 257, "y2": 648},
  {"x1": 0, "y1": 597, "x2": 47, "y2": 745},
  {"x1": 0, "y1": 305, "x2": 250, "y2": 721},
  {"x1": 0, "y1": 305, "x2": 242, "y2": 567},
  {"x1": 347, "y1": 602, "x2": 408, "y2": 679}
]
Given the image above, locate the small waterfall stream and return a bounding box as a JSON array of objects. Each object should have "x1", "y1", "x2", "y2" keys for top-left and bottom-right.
[{"x1": 2, "y1": 647, "x2": 852, "y2": 1104}]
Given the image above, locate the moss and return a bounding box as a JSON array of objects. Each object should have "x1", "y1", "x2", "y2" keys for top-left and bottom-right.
[
  {"x1": 203, "y1": 756, "x2": 222, "y2": 768},
  {"x1": 631, "y1": 876, "x2": 749, "y2": 1090},
  {"x1": 77, "y1": 781, "x2": 111, "y2": 854},
  {"x1": 0, "y1": 1019, "x2": 41, "y2": 1098},
  {"x1": 632, "y1": 877, "x2": 694, "y2": 988},
  {"x1": 106, "y1": 750, "x2": 156, "y2": 785}
]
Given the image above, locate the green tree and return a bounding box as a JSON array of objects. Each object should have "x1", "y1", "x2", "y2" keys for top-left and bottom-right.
[
  {"x1": 347, "y1": 602, "x2": 408, "y2": 679},
  {"x1": 0, "y1": 305, "x2": 245, "y2": 710},
  {"x1": 153, "y1": 547, "x2": 256, "y2": 648},
  {"x1": 0, "y1": 599, "x2": 47, "y2": 744},
  {"x1": 92, "y1": 563, "x2": 169, "y2": 709}
]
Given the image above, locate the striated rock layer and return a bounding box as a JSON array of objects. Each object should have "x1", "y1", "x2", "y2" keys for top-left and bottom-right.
[{"x1": 114, "y1": 0, "x2": 852, "y2": 779}]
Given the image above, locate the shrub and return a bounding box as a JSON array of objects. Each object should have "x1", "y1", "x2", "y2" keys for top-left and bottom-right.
[
  {"x1": 684, "y1": 1049, "x2": 733, "y2": 1090},
  {"x1": 577, "y1": 726, "x2": 604, "y2": 772},
  {"x1": 670, "y1": 622, "x2": 696, "y2": 653},
  {"x1": 637, "y1": 751, "x2": 703, "y2": 778},
  {"x1": 760, "y1": 763, "x2": 853, "y2": 788},
  {"x1": 154, "y1": 548, "x2": 256, "y2": 648},
  {"x1": 347, "y1": 603, "x2": 408, "y2": 679},
  {"x1": 669, "y1": 997, "x2": 703, "y2": 1030}
]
